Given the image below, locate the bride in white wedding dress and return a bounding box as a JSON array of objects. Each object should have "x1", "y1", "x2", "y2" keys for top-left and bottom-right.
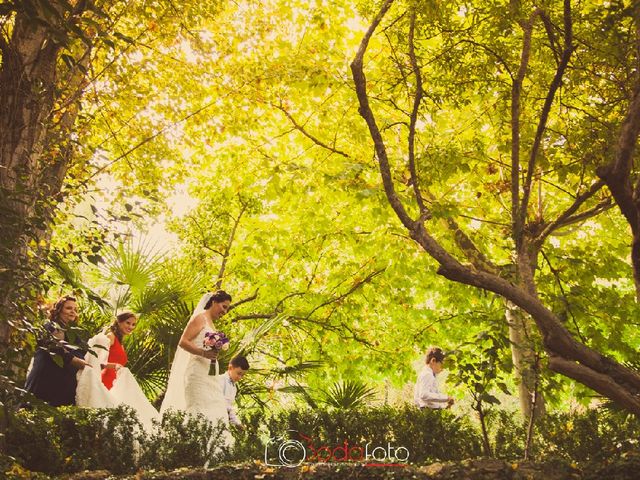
[{"x1": 160, "y1": 291, "x2": 231, "y2": 430}]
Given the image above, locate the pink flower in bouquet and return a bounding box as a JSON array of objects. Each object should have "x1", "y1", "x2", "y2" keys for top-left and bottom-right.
[{"x1": 203, "y1": 331, "x2": 230, "y2": 353}]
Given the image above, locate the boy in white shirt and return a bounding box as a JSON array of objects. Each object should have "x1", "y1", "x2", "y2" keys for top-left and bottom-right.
[
  {"x1": 220, "y1": 355, "x2": 249, "y2": 428},
  {"x1": 414, "y1": 346, "x2": 454, "y2": 409}
]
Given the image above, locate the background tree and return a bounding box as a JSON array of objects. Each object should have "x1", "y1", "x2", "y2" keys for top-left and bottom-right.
[{"x1": 350, "y1": 0, "x2": 640, "y2": 415}]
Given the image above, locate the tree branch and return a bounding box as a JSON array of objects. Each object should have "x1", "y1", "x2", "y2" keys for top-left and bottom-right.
[
  {"x1": 215, "y1": 195, "x2": 248, "y2": 289},
  {"x1": 185, "y1": 215, "x2": 224, "y2": 256},
  {"x1": 549, "y1": 355, "x2": 640, "y2": 414},
  {"x1": 273, "y1": 102, "x2": 351, "y2": 158},
  {"x1": 597, "y1": 85, "x2": 640, "y2": 298},
  {"x1": 407, "y1": 9, "x2": 428, "y2": 218},
  {"x1": 458, "y1": 39, "x2": 513, "y2": 79},
  {"x1": 511, "y1": 11, "x2": 539, "y2": 246},
  {"x1": 540, "y1": 10, "x2": 561, "y2": 65},
  {"x1": 84, "y1": 97, "x2": 223, "y2": 183},
  {"x1": 556, "y1": 198, "x2": 613, "y2": 228},
  {"x1": 597, "y1": 88, "x2": 640, "y2": 232},
  {"x1": 445, "y1": 218, "x2": 497, "y2": 273},
  {"x1": 350, "y1": 0, "x2": 416, "y2": 232},
  {"x1": 304, "y1": 268, "x2": 386, "y2": 319},
  {"x1": 229, "y1": 289, "x2": 259, "y2": 312},
  {"x1": 535, "y1": 180, "x2": 605, "y2": 245},
  {"x1": 0, "y1": 25, "x2": 9, "y2": 57},
  {"x1": 232, "y1": 313, "x2": 273, "y2": 321},
  {"x1": 540, "y1": 249, "x2": 586, "y2": 343},
  {"x1": 520, "y1": 1, "x2": 573, "y2": 234}
]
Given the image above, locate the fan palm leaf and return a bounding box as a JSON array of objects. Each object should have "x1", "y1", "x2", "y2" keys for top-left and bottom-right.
[
  {"x1": 123, "y1": 333, "x2": 169, "y2": 400},
  {"x1": 272, "y1": 360, "x2": 325, "y2": 378},
  {"x1": 321, "y1": 380, "x2": 376, "y2": 409},
  {"x1": 132, "y1": 282, "x2": 183, "y2": 317},
  {"x1": 102, "y1": 239, "x2": 164, "y2": 293}
]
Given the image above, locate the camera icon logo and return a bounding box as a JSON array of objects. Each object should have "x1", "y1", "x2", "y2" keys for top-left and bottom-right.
[{"x1": 264, "y1": 432, "x2": 307, "y2": 467}]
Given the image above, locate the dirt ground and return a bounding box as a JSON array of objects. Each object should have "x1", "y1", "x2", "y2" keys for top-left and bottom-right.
[{"x1": 54, "y1": 454, "x2": 640, "y2": 480}]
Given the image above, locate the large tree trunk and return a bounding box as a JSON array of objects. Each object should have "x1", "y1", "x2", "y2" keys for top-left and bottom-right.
[
  {"x1": 0, "y1": 12, "x2": 59, "y2": 343},
  {"x1": 0, "y1": 3, "x2": 88, "y2": 350}
]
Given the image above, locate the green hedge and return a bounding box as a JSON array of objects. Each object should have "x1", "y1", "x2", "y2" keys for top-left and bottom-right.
[
  {"x1": 6, "y1": 405, "x2": 141, "y2": 475},
  {"x1": 4, "y1": 404, "x2": 639, "y2": 476},
  {"x1": 257, "y1": 404, "x2": 483, "y2": 464},
  {"x1": 489, "y1": 408, "x2": 640, "y2": 463}
]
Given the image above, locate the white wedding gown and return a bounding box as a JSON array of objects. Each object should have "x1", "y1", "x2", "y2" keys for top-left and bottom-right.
[
  {"x1": 76, "y1": 332, "x2": 158, "y2": 431},
  {"x1": 162, "y1": 324, "x2": 229, "y2": 428},
  {"x1": 159, "y1": 293, "x2": 232, "y2": 466}
]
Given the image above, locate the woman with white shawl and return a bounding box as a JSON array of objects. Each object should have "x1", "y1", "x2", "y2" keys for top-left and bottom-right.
[{"x1": 76, "y1": 312, "x2": 158, "y2": 431}]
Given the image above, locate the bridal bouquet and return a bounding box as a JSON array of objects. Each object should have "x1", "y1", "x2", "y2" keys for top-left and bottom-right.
[
  {"x1": 204, "y1": 331, "x2": 229, "y2": 375},
  {"x1": 203, "y1": 331, "x2": 230, "y2": 355}
]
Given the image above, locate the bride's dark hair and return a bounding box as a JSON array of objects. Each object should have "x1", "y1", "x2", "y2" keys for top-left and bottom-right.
[{"x1": 204, "y1": 290, "x2": 232, "y2": 310}]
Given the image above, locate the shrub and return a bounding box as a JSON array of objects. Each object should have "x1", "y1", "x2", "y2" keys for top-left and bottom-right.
[
  {"x1": 56, "y1": 405, "x2": 141, "y2": 474},
  {"x1": 227, "y1": 409, "x2": 269, "y2": 461},
  {"x1": 389, "y1": 404, "x2": 483, "y2": 463},
  {"x1": 138, "y1": 409, "x2": 230, "y2": 470},
  {"x1": 6, "y1": 406, "x2": 67, "y2": 474},
  {"x1": 488, "y1": 409, "x2": 526, "y2": 459},
  {"x1": 488, "y1": 407, "x2": 640, "y2": 464},
  {"x1": 255, "y1": 404, "x2": 482, "y2": 465},
  {"x1": 7, "y1": 402, "x2": 638, "y2": 475},
  {"x1": 534, "y1": 408, "x2": 640, "y2": 463},
  {"x1": 5, "y1": 405, "x2": 141, "y2": 474}
]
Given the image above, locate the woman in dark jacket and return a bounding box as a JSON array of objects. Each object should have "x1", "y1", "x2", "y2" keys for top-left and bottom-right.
[{"x1": 25, "y1": 295, "x2": 89, "y2": 406}]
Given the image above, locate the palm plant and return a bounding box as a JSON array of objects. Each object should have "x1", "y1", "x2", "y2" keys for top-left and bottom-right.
[
  {"x1": 123, "y1": 332, "x2": 168, "y2": 399},
  {"x1": 320, "y1": 379, "x2": 376, "y2": 409},
  {"x1": 216, "y1": 313, "x2": 325, "y2": 409}
]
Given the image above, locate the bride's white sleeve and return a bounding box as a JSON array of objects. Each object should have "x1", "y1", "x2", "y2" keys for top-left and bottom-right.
[{"x1": 76, "y1": 333, "x2": 116, "y2": 408}]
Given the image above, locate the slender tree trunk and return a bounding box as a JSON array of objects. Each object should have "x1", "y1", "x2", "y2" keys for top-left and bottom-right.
[
  {"x1": 524, "y1": 353, "x2": 541, "y2": 460},
  {"x1": 476, "y1": 402, "x2": 492, "y2": 457},
  {"x1": 506, "y1": 302, "x2": 545, "y2": 419}
]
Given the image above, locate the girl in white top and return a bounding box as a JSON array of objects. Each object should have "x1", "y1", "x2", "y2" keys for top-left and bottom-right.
[{"x1": 414, "y1": 346, "x2": 454, "y2": 409}]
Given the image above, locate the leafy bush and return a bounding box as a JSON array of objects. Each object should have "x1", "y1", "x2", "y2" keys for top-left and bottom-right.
[
  {"x1": 488, "y1": 407, "x2": 640, "y2": 464},
  {"x1": 226, "y1": 409, "x2": 270, "y2": 461},
  {"x1": 6, "y1": 406, "x2": 67, "y2": 473},
  {"x1": 488, "y1": 409, "x2": 526, "y2": 459},
  {"x1": 57, "y1": 405, "x2": 141, "y2": 474},
  {"x1": 256, "y1": 404, "x2": 482, "y2": 465},
  {"x1": 138, "y1": 409, "x2": 230, "y2": 470},
  {"x1": 388, "y1": 404, "x2": 483, "y2": 463},
  {"x1": 6, "y1": 405, "x2": 141, "y2": 474},
  {"x1": 5, "y1": 402, "x2": 639, "y2": 476},
  {"x1": 534, "y1": 408, "x2": 640, "y2": 463}
]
